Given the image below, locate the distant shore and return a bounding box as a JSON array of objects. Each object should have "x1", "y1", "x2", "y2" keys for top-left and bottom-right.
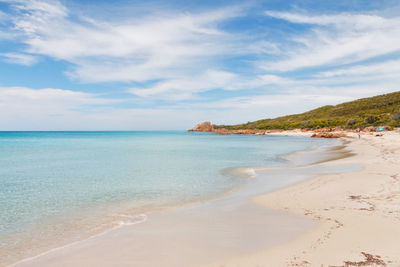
[{"x1": 189, "y1": 121, "x2": 393, "y2": 138}]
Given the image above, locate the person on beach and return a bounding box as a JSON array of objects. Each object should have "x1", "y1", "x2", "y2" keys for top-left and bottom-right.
[{"x1": 357, "y1": 128, "x2": 361, "y2": 139}]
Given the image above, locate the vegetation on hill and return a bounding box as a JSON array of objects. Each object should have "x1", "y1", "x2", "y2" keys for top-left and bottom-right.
[{"x1": 215, "y1": 91, "x2": 400, "y2": 130}]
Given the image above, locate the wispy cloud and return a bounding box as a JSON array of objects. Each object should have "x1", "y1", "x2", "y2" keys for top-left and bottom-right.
[
  {"x1": 262, "y1": 11, "x2": 400, "y2": 71},
  {"x1": 233, "y1": 9, "x2": 400, "y2": 107},
  {"x1": 128, "y1": 70, "x2": 238, "y2": 100},
  {"x1": 264, "y1": 11, "x2": 387, "y2": 28},
  {"x1": 1, "y1": 52, "x2": 37, "y2": 65},
  {"x1": 0, "y1": 86, "x2": 114, "y2": 106},
  {"x1": 316, "y1": 59, "x2": 400, "y2": 78},
  {"x1": 0, "y1": 9, "x2": 8, "y2": 21},
  {"x1": 3, "y1": 1, "x2": 399, "y2": 97},
  {"x1": 3, "y1": 0, "x2": 242, "y2": 84},
  {"x1": 0, "y1": 86, "x2": 125, "y2": 130}
]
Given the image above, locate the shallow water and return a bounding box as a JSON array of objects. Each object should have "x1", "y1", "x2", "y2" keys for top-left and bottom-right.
[{"x1": 0, "y1": 131, "x2": 332, "y2": 265}]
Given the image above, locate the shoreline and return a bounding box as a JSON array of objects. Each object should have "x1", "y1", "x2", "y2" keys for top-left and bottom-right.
[
  {"x1": 10, "y1": 136, "x2": 356, "y2": 267},
  {"x1": 202, "y1": 130, "x2": 400, "y2": 266}
]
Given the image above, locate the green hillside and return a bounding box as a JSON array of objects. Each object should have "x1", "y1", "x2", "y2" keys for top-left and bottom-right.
[{"x1": 216, "y1": 91, "x2": 400, "y2": 130}]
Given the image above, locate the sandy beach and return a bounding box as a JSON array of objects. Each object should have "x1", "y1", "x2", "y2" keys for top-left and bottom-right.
[
  {"x1": 202, "y1": 130, "x2": 400, "y2": 267},
  {"x1": 11, "y1": 130, "x2": 400, "y2": 267}
]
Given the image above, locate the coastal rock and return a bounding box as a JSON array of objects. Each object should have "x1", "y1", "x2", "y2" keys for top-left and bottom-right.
[
  {"x1": 232, "y1": 129, "x2": 257, "y2": 135},
  {"x1": 313, "y1": 128, "x2": 331, "y2": 133},
  {"x1": 311, "y1": 132, "x2": 347, "y2": 138},
  {"x1": 193, "y1": 127, "x2": 266, "y2": 135},
  {"x1": 363, "y1": 126, "x2": 376, "y2": 132},
  {"x1": 212, "y1": 128, "x2": 231, "y2": 135},
  {"x1": 218, "y1": 129, "x2": 266, "y2": 135},
  {"x1": 188, "y1": 121, "x2": 214, "y2": 132}
]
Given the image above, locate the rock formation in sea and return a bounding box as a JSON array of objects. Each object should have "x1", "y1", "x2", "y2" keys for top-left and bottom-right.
[{"x1": 188, "y1": 121, "x2": 214, "y2": 132}]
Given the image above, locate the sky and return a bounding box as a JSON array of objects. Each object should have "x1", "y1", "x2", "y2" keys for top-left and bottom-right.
[{"x1": 0, "y1": 0, "x2": 400, "y2": 130}]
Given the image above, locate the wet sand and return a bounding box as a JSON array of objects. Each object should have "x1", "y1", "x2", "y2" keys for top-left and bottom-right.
[{"x1": 13, "y1": 201, "x2": 312, "y2": 267}]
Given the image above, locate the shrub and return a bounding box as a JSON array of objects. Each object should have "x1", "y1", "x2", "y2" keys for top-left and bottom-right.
[
  {"x1": 364, "y1": 116, "x2": 377, "y2": 124},
  {"x1": 392, "y1": 113, "x2": 400, "y2": 120},
  {"x1": 347, "y1": 119, "x2": 357, "y2": 126}
]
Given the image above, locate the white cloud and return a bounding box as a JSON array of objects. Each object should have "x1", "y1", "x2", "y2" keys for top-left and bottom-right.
[
  {"x1": 0, "y1": 86, "x2": 119, "y2": 128},
  {"x1": 128, "y1": 70, "x2": 238, "y2": 100},
  {"x1": 247, "y1": 40, "x2": 281, "y2": 55},
  {"x1": 0, "y1": 86, "x2": 128, "y2": 130},
  {"x1": 4, "y1": 2, "x2": 398, "y2": 102},
  {"x1": 1, "y1": 52, "x2": 38, "y2": 65},
  {"x1": 127, "y1": 71, "x2": 302, "y2": 100},
  {"x1": 316, "y1": 59, "x2": 400, "y2": 78},
  {"x1": 190, "y1": 94, "x2": 351, "y2": 110},
  {"x1": 4, "y1": 0, "x2": 242, "y2": 84},
  {"x1": 0, "y1": 86, "x2": 115, "y2": 116},
  {"x1": 0, "y1": 9, "x2": 8, "y2": 21},
  {"x1": 264, "y1": 11, "x2": 387, "y2": 29},
  {"x1": 250, "y1": 74, "x2": 293, "y2": 86},
  {"x1": 242, "y1": 72, "x2": 400, "y2": 101},
  {"x1": 262, "y1": 11, "x2": 400, "y2": 72},
  {"x1": 0, "y1": 9, "x2": 15, "y2": 39}
]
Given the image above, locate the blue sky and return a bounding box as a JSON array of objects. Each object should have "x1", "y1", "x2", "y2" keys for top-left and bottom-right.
[{"x1": 0, "y1": 0, "x2": 400, "y2": 130}]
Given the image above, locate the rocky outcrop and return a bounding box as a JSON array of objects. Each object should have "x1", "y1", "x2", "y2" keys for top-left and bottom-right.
[
  {"x1": 188, "y1": 121, "x2": 214, "y2": 132},
  {"x1": 311, "y1": 127, "x2": 343, "y2": 133},
  {"x1": 311, "y1": 132, "x2": 347, "y2": 138},
  {"x1": 211, "y1": 128, "x2": 231, "y2": 135},
  {"x1": 212, "y1": 128, "x2": 263, "y2": 135},
  {"x1": 213, "y1": 128, "x2": 268, "y2": 135},
  {"x1": 363, "y1": 126, "x2": 377, "y2": 132}
]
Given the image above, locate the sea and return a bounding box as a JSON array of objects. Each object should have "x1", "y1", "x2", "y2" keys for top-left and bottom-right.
[{"x1": 0, "y1": 131, "x2": 333, "y2": 265}]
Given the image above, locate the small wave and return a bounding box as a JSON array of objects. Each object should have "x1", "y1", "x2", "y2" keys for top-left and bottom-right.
[
  {"x1": 242, "y1": 168, "x2": 257, "y2": 178},
  {"x1": 115, "y1": 214, "x2": 148, "y2": 227},
  {"x1": 221, "y1": 167, "x2": 257, "y2": 178}
]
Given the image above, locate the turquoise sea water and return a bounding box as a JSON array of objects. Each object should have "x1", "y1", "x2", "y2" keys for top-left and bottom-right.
[{"x1": 0, "y1": 131, "x2": 330, "y2": 264}]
